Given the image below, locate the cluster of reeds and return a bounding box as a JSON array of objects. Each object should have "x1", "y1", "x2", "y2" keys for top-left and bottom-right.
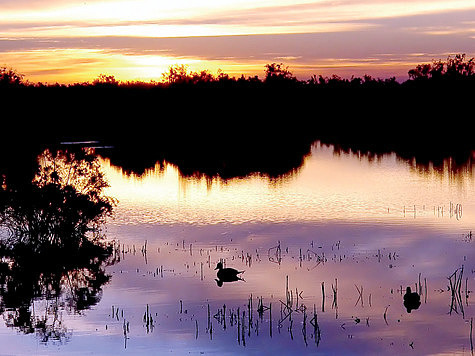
[
  {"x1": 448, "y1": 266, "x2": 467, "y2": 317},
  {"x1": 376, "y1": 249, "x2": 398, "y2": 264},
  {"x1": 434, "y1": 202, "x2": 463, "y2": 219},
  {"x1": 141, "y1": 240, "x2": 148, "y2": 264},
  {"x1": 450, "y1": 202, "x2": 463, "y2": 219},
  {"x1": 400, "y1": 202, "x2": 463, "y2": 220},
  {"x1": 112, "y1": 241, "x2": 147, "y2": 262},
  {"x1": 305, "y1": 248, "x2": 325, "y2": 270},
  {"x1": 464, "y1": 231, "x2": 473, "y2": 242},
  {"x1": 109, "y1": 305, "x2": 129, "y2": 349},
  {"x1": 143, "y1": 304, "x2": 154, "y2": 333},
  {"x1": 277, "y1": 276, "x2": 322, "y2": 345},
  {"x1": 195, "y1": 276, "x2": 323, "y2": 347},
  {"x1": 268, "y1": 241, "x2": 282, "y2": 265},
  {"x1": 320, "y1": 279, "x2": 338, "y2": 317}
]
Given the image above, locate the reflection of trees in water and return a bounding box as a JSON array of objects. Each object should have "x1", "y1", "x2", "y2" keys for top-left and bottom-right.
[
  {"x1": 0, "y1": 148, "x2": 117, "y2": 343},
  {"x1": 0, "y1": 246, "x2": 113, "y2": 343},
  {"x1": 103, "y1": 133, "x2": 316, "y2": 181},
  {"x1": 326, "y1": 142, "x2": 474, "y2": 181},
  {"x1": 103, "y1": 133, "x2": 474, "y2": 184},
  {"x1": 1, "y1": 148, "x2": 115, "y2": 250}
]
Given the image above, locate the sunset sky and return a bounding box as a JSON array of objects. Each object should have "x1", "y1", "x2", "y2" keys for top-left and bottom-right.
[{"x1": 1, "y1": 0, "x2": 474, "y2": 83}]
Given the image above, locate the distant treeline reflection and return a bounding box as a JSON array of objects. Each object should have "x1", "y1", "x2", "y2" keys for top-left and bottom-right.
[
  {"x1": 103, "y1": 139, "x2": 474, "y2": 181},
  {"x1": 0, "y1": 148, "x2": 116, "y2": 342},
  {"x1": 105, "y1": 130, "x2": 316, "y2": 179}
]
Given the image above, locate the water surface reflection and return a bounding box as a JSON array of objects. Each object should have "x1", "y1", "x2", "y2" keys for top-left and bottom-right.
[
  {"x1": 0, "y1": 143, "x2": 473, "y2": 355},
  {"x1": 93, "y1": 142, "x2": 473, "y2": 354},
  {"x1": 102, "y1": 142, "x2": 475, "y2": 228}
]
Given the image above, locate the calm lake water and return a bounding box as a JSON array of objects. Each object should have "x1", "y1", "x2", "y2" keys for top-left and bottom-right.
[{"x1": 1, "y1": 142, "x2": 474, "y2": 355}]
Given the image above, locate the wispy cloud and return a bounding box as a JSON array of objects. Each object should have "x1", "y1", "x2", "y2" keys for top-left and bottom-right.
[{"x1": 1, "y1": 0, "x2": 474, "y2": 38}]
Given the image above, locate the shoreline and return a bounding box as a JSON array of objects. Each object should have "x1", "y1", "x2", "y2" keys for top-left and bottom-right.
[{"x1": 1, "y1": 82, "x2": 474, "y2": 179}]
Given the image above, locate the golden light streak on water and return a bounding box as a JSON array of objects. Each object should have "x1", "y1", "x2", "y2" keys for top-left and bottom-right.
[{"x1": 101, "y1": 143, "x2": 475, "y2": 227}]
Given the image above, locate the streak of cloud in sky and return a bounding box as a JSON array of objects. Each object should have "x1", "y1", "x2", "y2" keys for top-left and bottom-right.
[{"x1": 0, "y1": 0, "x2": 474, "y2": 83}]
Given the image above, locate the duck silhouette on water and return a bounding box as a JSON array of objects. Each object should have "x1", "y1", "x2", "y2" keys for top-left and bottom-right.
[
  {"x1": 214, "y1": 262, "x2": 244, "y2": 287},
  {"x1": 403, "y1": 287, "x2": 421, "y2": 313}
]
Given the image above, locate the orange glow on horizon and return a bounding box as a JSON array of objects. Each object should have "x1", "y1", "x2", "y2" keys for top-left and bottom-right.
[
  {"x1": 0, "y1": 0, "x2": 473, "y2": 83},
  {"x1": 0, "y1": 47, "x2": 445, "y2": 85}
]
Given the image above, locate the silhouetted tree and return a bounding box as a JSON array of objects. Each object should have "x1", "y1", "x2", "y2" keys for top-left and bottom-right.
[
  {"x1": 0, "y1": 67, "x2": 24, "y2": 87},
  {"x1": 191, "y1": 70, "x2": 215, "y2": 85},
  {"x1": 408, "y1": 54, "x2": 474, "y2": 81},
  {"x1": 264, "y1": 63, "x2": 297, "y2": 86},
  {"x1": 162, "y1": 64, "x2": 191, "y2": 86},
  {"x1": 0, "y1": 148, "x2": 115, "y2": 251},
  {"x1": 408, "y1": 63, "x2": 432, "y2": 80},
  {"x1": 93, "y1": 74, "x2": 119, "y2": 87},
  {"x1": 446, "y1": 54, "x2": 474, "y2": 79}
]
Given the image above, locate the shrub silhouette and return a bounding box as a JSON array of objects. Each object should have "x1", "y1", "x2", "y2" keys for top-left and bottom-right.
[
  {"x1": 264, "y1": 63, "x2": 297, "y2": 86},
  {"x1": 93, "y1": 73, "x2": 119, "y2": 87},
  {"x1": 0, "y1": 147, "x2": 116, "y2": 342},
  {"x1": 0, "y1": 148, "x2": 115, "y2": 252},
  {"x1": 2, "y1": 55, "x2": 473, "y2": 89},
  {"x1": 0, "y1": 67, "x2": 24, "y2": 87},
  {"x1": 408, "y1": 54, "x2": 474, "y2": 81}
]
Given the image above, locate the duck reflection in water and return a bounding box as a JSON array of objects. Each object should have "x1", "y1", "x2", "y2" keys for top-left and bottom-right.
[
  {"x1": 214, "y1": 262, "x2": 244, "y2": 287},
  {"x1": 404, "y1": 287, "x2": 421, "y2": 313}
]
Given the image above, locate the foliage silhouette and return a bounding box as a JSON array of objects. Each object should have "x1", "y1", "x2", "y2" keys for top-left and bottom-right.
[
  {"x1": 0, "y1": 147, "x2": 116, "y2": 342},
  {"x1": 0, "y1": 54, "x2": 474, "y2": 180},
  {"x1": 93, "y1": 74, "x2": 119, "y2": 87},
  {"x1": 1, "y1": 53, "x2": 473, "y2": 89},
  {"x1": 0, "y1": 148, "x2": 115, "y2": 251},
  {"x1": 408, "y1": 54, "x2": 474, "y2": 81},
  {"x1": 0, "y1": 67, "x2": 24, "y2": 87},
  {"x1": 264, "y1": 63, "x2": 298, "y2": 87}
]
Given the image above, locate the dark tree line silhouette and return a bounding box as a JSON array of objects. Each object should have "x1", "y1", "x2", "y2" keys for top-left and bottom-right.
[
  {"x1": 1, "y1": 54, "x2": 473, "y2": 89},
  {"x1": 0, "y1": 54, "x2": 474, "y2": 180}
]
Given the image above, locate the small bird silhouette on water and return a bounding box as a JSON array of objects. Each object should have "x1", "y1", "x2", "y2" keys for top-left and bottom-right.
[
  {"x1": 214, "y1": 262, "x2": 244, "y2": 287},
  {"x1": 403, "y1": 287, "x2": 421, "y2": 313}
]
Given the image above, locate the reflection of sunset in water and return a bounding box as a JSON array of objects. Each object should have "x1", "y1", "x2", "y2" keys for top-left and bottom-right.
[
  {"x1": 2, "y1": 144, "x2": 473, "y2": 355},
  {"x1": 102, "y1": 143, "x2": 475, "y2": 228},
  {"x1": 83, "y1": 143, "x2": 473, "y2": 355}
]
